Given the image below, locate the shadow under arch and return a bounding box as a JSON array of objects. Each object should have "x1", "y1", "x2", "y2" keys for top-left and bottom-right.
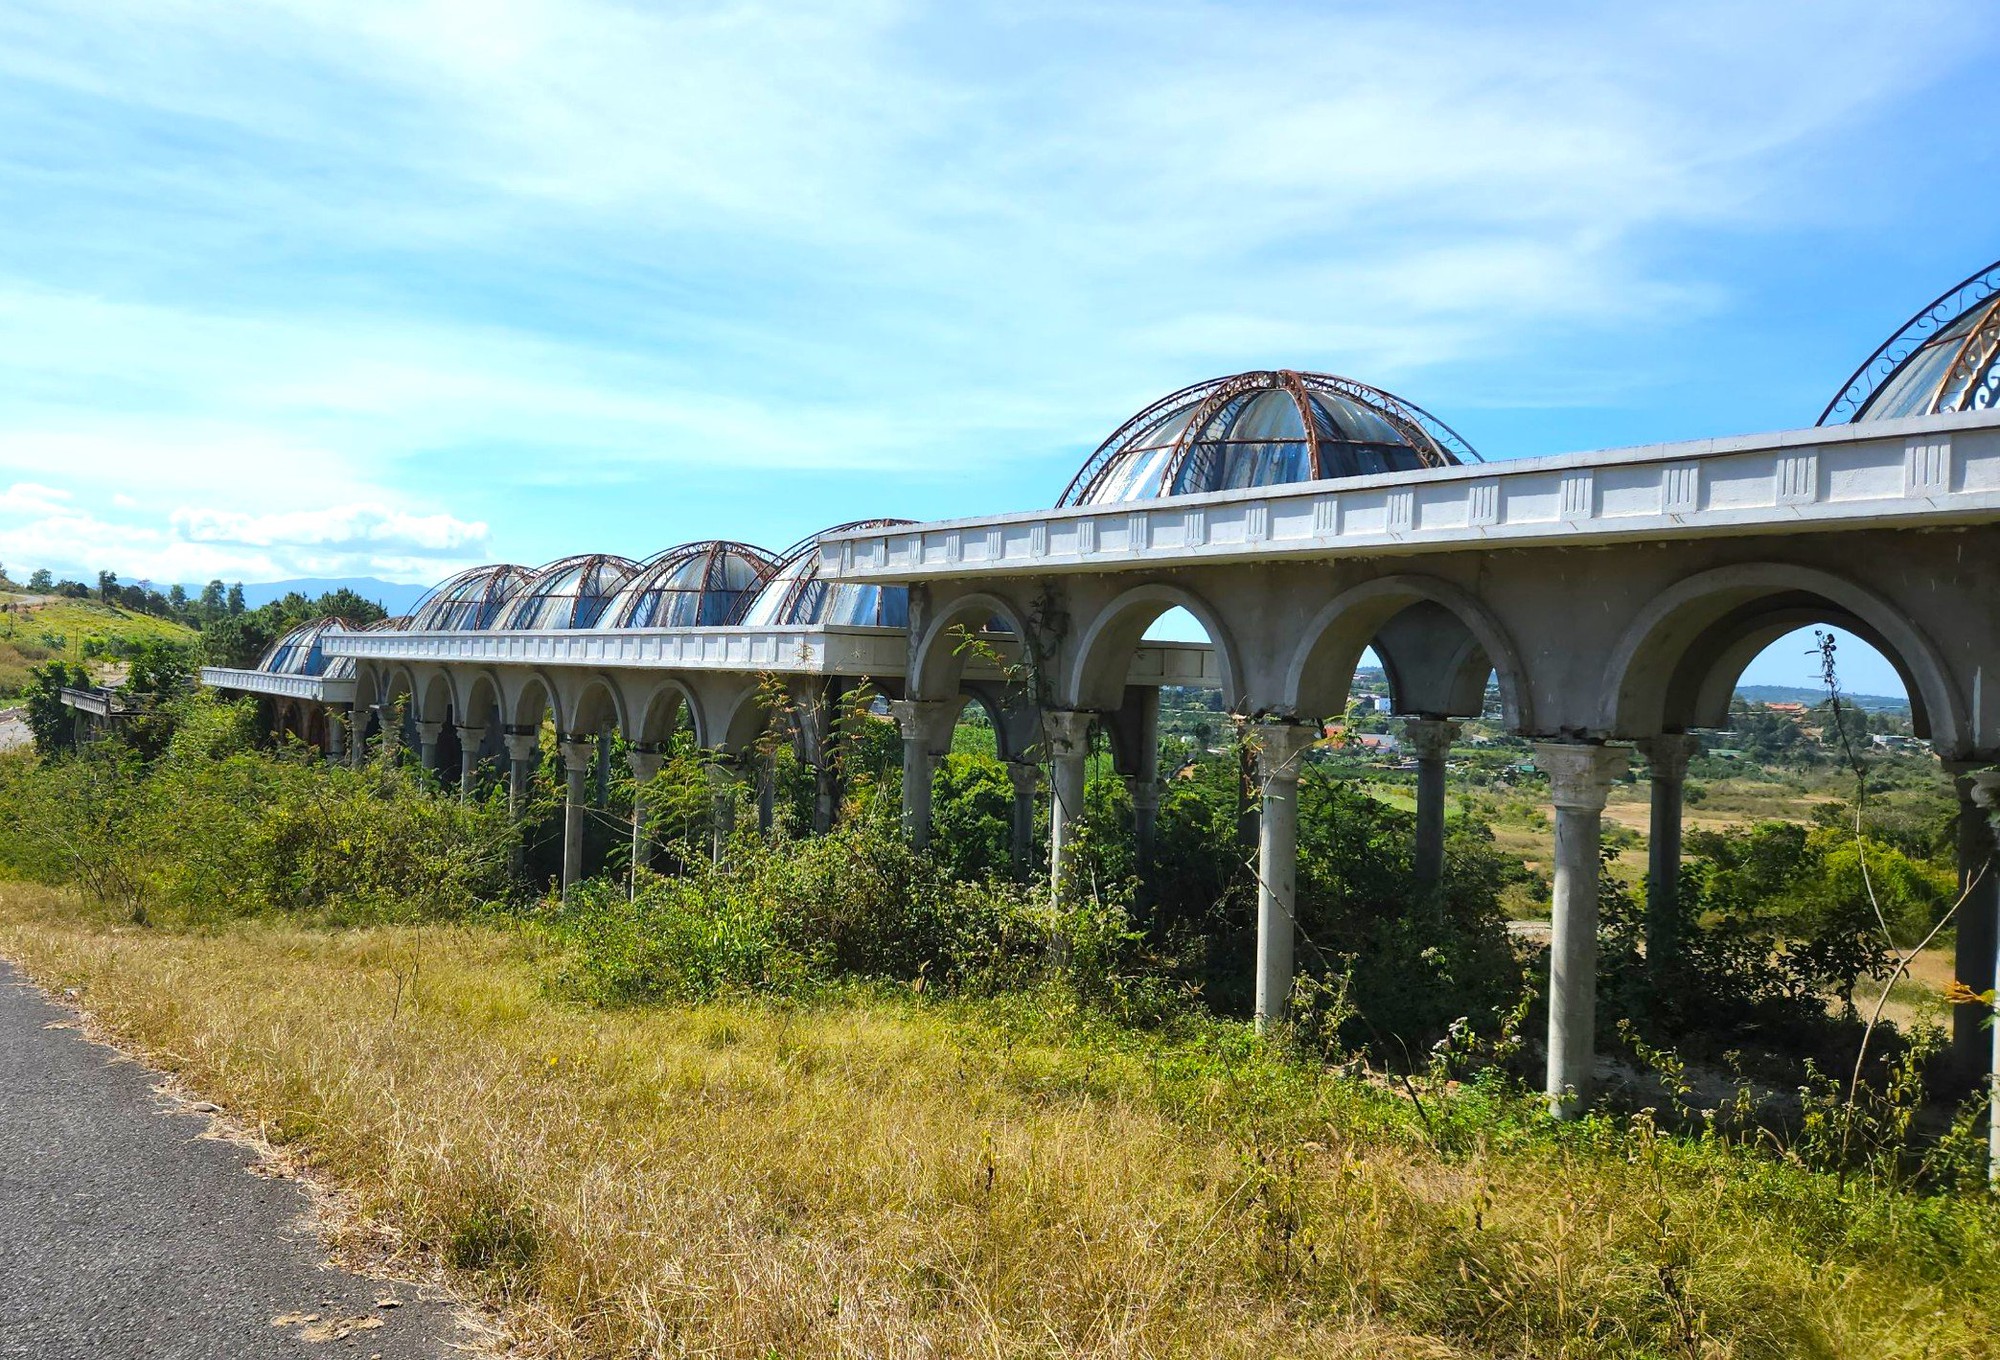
[
  {"x1": 629, "y1": 676, "x2": 700, "y2": 747},
  {"x1": 1598, "y1": 562, "x2": 1967, "y2": 752},
  {"x1": 909, "y1": 590, "x2": 1033, "y2": 703},
  {"x1": 503, "y1": 669, "x2": 565, "y2": 735},
  {"x1": 1064, "y1": 581, "x2": 1242, "y2": 713},
  {"x1": 1283, "y1": 574, "x2": 1530, "y2": 729},
  {"x1": 451, "y1": 669, "x2": 506, "y2": 729}
]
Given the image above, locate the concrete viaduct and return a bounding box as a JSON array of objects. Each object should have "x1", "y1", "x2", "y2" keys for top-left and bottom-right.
[{"x1": 201, "y1": 262, "x2": 2000, "y2": 1126}]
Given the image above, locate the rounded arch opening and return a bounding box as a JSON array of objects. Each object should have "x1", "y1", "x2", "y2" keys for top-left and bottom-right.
[
  {"x1": 910, "y1": 590, "x2": 1032, "y2": 704},
  {"x1": 1065, "y1": 582, "x2": 1241, "y2": 714}
]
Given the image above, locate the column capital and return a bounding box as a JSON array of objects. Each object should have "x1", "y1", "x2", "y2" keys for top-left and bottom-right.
[
  {"x1": 1041, "y1": 708, "x2": 1094, "y2": 757},
  {"x1": 1006, "y1": 759, "x2": 1041, "y2": 796},
  {"x1": 702, "y1": 751, "x2": 746, "y2": 787},
  {"x1": 1402, "y1": 718, "x2": 1459, "y2": 761},
  {"x1": 887, "y1": 698, "x2": 957, "y2": 754},
  {"x1": 1636, "y1": 733, "x2": 1702, "y2": 782},
  {"x1": 1532, "y1": 741, "x2": 1629, "y2": 812},
  {"x1": 414, "y1": 718, "x2": 444, "y2": 744},
  {"x1": 502, "y1": 727, "x2": 540, "y2": 763},
  {"x1": 557, "y1": 734, "x2": 595, "y2": 774},
  {"x1": 626, "y1": 747, "x2": 666, "y2": 783},
  {"x1": 455, "y1": 720, "x2": 488, "y2": 742},
  {"x1": 1250, "y1": 721, "x2": 1320, "y2": 784},
  {"x1": 1969, "y1": 769, "x2": 2000, "y2": 814},
  {"x1": 1125, "y1": 773, "x2": 1161, "y2": 812}
]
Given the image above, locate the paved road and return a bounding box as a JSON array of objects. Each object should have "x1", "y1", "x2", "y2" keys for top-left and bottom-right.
[{"x1": 0, "y1": 959, "x2": 469, "y2": 1358}]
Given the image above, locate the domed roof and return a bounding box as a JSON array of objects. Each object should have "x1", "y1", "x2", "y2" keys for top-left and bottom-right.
[
  {"x1": 598, "y1": 540, "x2": 778, "y2": 629},
  {"x1": 404, "y1": 563, "x2": 535, "y2": 631},
  {"x1": 1059, "y1": 369, "x2": 1476, "y2": 507},
  {"x1": 256, "y1": 616, "x2": 357, "y2": 681},
  {"x1": 497, "y1": 553, "x2": 639, "y2": 630},
  {"x1": 737, "y1": 520, "x2": 915, "y2": 629},
  {"x1": 1821, "y1": 260, "x2": 2000, "y2": 424}
]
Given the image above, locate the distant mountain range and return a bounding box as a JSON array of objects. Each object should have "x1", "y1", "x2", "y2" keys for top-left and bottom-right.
[
  {"x1": 222, "y1": 578, "x2": 431, "y2": 616},
  {"x1": 1734, "y1": 684, "x2": 1909, "y2": 713}
]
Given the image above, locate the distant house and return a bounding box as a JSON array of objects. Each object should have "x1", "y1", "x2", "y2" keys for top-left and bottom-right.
[{"x1": 1763, "y1": 701, "x2": 1809, "y2": 720}]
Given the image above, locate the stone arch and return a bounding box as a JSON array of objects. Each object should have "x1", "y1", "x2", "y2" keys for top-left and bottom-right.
[
  {"x1": 416, "y1": 669, "x2": 454, "y2": 726},
  {"x1": 1284, "y1": 574, "x2": 1530, "y2": 729},
  {"x1": 1064, "y1": 582, "x2": 1242, "y2": 713},
  {"x1": 503, "y1": 670, "x2": 563, "y2": 734},
  {"x1": 1599, "y1": 562, "x2": 1967, "y2": 752},
  {"x1": 452, "y1": 669, "x2": 505, "y2": 731},
  {"x1": 559, "y1": 672, "x2": 627, "y2": 739},
  {"x1": 910, "y1": 590, "x2": 1033, "y2": 703},
  {"x1": 709, "y1": 679, "x2": 771, "y2": 755},
  {"x1": 629, "y1": 676, "x2": 698, "y2": 747}
]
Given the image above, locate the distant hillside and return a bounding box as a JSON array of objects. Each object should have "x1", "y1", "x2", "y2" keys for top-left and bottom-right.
[
  {"x1": 223, "y1": 577, "x2": 431, "y2": 616},
  {"x1": 0, "y1": 594, "x2": 199, "y2": 698},
  {"x1": 1735, "y1": 684, "x2": 1909, "y2": 713}
]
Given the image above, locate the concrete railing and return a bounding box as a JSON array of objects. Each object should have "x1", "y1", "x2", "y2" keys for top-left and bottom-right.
[
  {"x1": 324, "y1": 625, "x2": 909, "y2": 676},
  {"x1": 817, "y1": 408, "x2": 2000, "y2": 581},
  {"x1": 199, "y1": 668, "x2": 357, "y2": 704}
]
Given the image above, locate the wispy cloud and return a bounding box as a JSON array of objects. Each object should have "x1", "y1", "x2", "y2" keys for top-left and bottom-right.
[{"x1": 0, "y1": 0, "x2": 1990, "y2": 582}]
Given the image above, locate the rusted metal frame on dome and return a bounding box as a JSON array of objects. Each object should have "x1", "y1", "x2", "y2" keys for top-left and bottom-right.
[
  {"x1": 1275, "y1": 368, "x2": 1327, "y2": 481},
  {"x1": 1933, "y1": 302, "x2": 2000, "y2": 414},
  {"x1": 1820, "y1": 259, "x2": 2000, "y2": 425},
  {"x1": 1307, "y1": 373, "x2": 1479, "y2": 467},
  {"x1": 1055, "y1": 375, "x2": 1236, "y2": 507},
  {"x1": 1166, "y1": 371, "x2": 1275, "y2": 498}
]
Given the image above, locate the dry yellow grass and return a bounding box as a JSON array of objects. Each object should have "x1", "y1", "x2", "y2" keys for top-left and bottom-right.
[{"x1": 0, "y1": 882, "x2": 1992, "y2": 1359}]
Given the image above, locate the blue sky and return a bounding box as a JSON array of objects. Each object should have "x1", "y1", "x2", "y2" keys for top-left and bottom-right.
[{"x1": 1, "y1": 0, "x2": 1993, "y2": 696}]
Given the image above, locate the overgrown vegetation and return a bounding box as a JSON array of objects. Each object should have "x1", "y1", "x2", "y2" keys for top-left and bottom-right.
[{"x1": 0, "y1": 677, "x2": 1994, "y2": 1355}]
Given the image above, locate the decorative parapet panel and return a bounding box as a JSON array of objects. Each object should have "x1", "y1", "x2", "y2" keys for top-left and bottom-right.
[
  {"x1": 818, "y1": 409, "x2": 2000, "y2": 582},
  {"x1": 321, "y1": 626, "x2": 910, "y2": 677},
  {"x1": 199, "y1": 668, "x2": 357, "y2": 704}
]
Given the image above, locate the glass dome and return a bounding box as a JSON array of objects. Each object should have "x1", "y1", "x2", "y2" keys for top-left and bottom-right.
[
  {"x1": 1821, "y1": 260, "x2": 2000, "y2": 424},
  {"x1": 404, "y1": 564, "x2": 535, "y2": 631},
  {"x1": 1059, "y1": 369, "x2": 1476, "y2": 507},
  {"x1": 598, "y1": 540, "x2": 777, "y2": 630},
  {"x1": 256, "y1": 617, "x2": 357, "y2": 680},
  {"x1": 496, "y1": 554, "x2": 639, "y2": 630},
  {"x1": 736, "y1": 520, "x2": 914, "y2": 629}
]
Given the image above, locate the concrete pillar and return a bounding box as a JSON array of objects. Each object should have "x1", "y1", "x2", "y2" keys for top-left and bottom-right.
[
  {"x1": 1638, "y1": 734, "x2": 1701, "y2": 982},
  {"x1": 1006, "y1": 760, "x2": 1040, "y2": 875},
  {"x1": 325, "y1": 706, "x2": 345, "y2": 762},
  {"x1": 1129, "y1": 777, "x2": 1161, "y2": 867},
  {"x1": 757, "y1": 769, "x2": 776, "y2": 834},
  {"x1": 456, "y1": 723, "x2": 487, "y2": 802},
  {"x1": 1403, "y1": 718, "x2": 1459, "y2": 886},
  {"x1": 414, "y1": 719, "x2": 444, "y2": 774},
  {"x1": 626, "y1": 746, "x2": 664, "y2": 897},
  {"x1": 1532, "y1": 741, "x2": 1630, "y2": 1119},
  {"x1": 349, "y1": 707, "x2": 370, "y2": 770},
  {"x1": 558, "y1": 736, "x2": 593, "y2": 899},
  {"x1": 1950, "y1": 765, "x2": 2000, "y2": 1075},
  {"x1": 373, "y1": 704, "x2": 401, "y2": 763},
  {"x1": 503, "y1": 727, "x2": 539, "y2": 821},
  {"x1": 1043, "y1": 710, "x2": 1093, "y2": 898},
  {"x1": 1252, "y1": 722, "x2": 1320, "y2": 1030},
  {"x1": 1966, "y1": 770, "x2": 2000, "y2": 1188},
  {"x1": 889, "y1": 699, "x2": 956, "y2": 848},
  {"x1": 705, "y1": 757, "x2": 742, "y2": 864}
]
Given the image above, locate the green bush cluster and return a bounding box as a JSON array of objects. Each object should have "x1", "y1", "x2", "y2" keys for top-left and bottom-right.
[{"x1": 0, "y1": 694, "x2": 511, "y2": 924}]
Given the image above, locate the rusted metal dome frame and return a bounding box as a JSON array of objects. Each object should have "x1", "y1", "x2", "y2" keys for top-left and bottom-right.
[
  {"x1": 732, "y1": 519, "x2": 916, "y2": 626},
  {"x1": 601, "y1": 539, "x2": 779, "y2": 630},
  {"x1": 1820, "y1": 259, "x2": 2000, "y2": 425},
  {"x1": 401, "y1": 563, "x2": 536, "y2": 632},
  {"x1": 1058, "y1": 369, "x2": 1479, "y2": 508},
  {"x1": 256, "y1": 615, "x2": 361, "y2": 677},
  {"x1": 497, "y1": 553, "x2": 642, "y2": 631}
]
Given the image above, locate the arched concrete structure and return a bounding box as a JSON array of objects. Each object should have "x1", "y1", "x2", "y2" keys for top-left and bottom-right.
[
  {"x1": 1286, "y1": 574, "x2": 1529, "y2": 728},
  {"x1": 1065, "y1": 581, "x2": 1242, "y2": 713},
  {"x1": 1599, "y1": 562, "x2": 1966, "y2": 753},
  {"x1": 909, "y1": 590, "x2": 1032, "y2": 704}
]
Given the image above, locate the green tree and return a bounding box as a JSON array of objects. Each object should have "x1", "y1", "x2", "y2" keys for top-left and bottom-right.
[{"x1": 27, "y1": 568, "x2": 52, "y2": 591}]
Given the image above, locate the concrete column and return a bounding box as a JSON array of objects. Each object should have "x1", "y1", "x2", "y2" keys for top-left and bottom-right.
[
  {"x1": 414, "y1": 719, "x2": 444, "y2": 774},
  {"x1": 1252, "y1": 722, "x2": 1320, "y2": 1030},
  {"x1": 349, "y1": 707, "x2": 370, "y2": 770},
  {"x1": 372, "y1": 704, "x2": 401, "y2": 763},
  {"x1": 889, "y1": 699, "x2": 955, "y2": 848},
  {"x1": 626, "y1": 746, "x2": 664, "y2": 897},
  {"x1": 455, "y1": 723, "x2": 487, "y2": 802},
  {"x1": 1533, "y1": 741, "x2": 1630, "y2": 1119},
  {"x1": 1129, "y1": 777, "x2": 1161, "y2": 867},
  {"x1": 502, "y1": 727, "x2": 539, "y2": 821},
  {"x1": 325, "y1": 707, "x2": 345, "y2": 762},
  {"x1": 1006, "y1": 760, "x2": 1040, "y2": 875},
  {"x1": 1403, "y1": 718, "x2": 1459, "y2": 886},
  {"x1": 1950, "y1": 765, "x2": 2000, "y2": 1075},
  {"x1": 757, "y1": 770, "x2": 776, "y2": 834},
  {"x1": 705, "y1": 757, "x2": 742, "y2": 864},
  {"x1": 1043, "y1": 710, "x2": 1093, "y2": 898},
  {"x1": 1966, "y1": 770, "x2": 2000, "y2": 1188},
  {"x1": 558, "y1": 736, "x2": 593, "y2": 899},
  {"x1": 1637, "y1": 734, "x2": 1701, "y2": 981}
]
